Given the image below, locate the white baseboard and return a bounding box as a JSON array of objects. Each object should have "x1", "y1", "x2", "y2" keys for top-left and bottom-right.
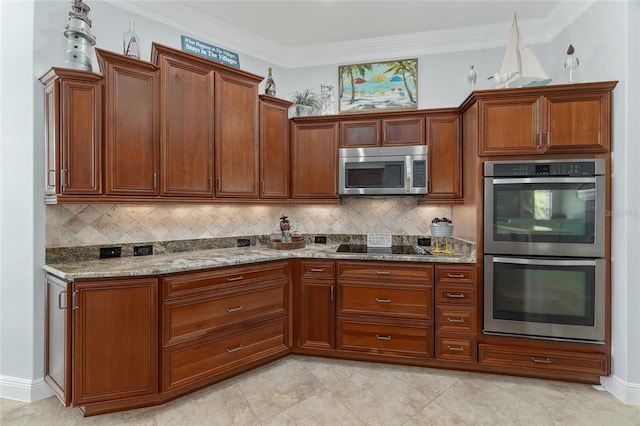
[
  {"x1": 0, "y1": 375, "x2": 53, "y2": 402},
  {"x1": 601, "y1": 375, "x2": 640, "y2": 406}
]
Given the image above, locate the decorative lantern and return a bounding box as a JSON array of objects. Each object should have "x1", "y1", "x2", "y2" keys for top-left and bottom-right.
[{"x1": 63, "y1": 0, "x2": 96, "y2": 71}]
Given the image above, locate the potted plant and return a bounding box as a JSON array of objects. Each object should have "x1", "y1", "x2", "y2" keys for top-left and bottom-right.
[{"x1": 289, "y1": 89, "x2": 322, "y2": 117}]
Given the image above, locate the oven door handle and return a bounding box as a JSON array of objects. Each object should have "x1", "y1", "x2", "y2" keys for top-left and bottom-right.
[
  {"x1": 492, "y1": 257, "x2": 598, "y2": 267},
  {"x1": 490, "y1": 177, "x2": 597, "y2": 185}
]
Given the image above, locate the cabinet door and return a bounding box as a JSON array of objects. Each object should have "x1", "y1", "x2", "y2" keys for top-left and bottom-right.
[
  {"x1": 73, "y1": 278, "x2": 158, "y2": 405},
  {"x1": 544, "y1": 91, "x2": 611, "y2": 153},
  {"x1": 479, "y1": 96, "x2": 542, "y2": 156},
  {"x1": 299, "y1": 279, "x2": 335, "y2": 351},
  {"x1": 45, "y1": 275, "x2": 72, "y2": 406},
  {"x1": 426, "y1": 113, "x2": 462, "y2": 202},
  {"x1": 215, "y1": 71, "x2": 259, "y2": 197},
  {"x1": 158, "y1": 54, "x2": 215, "y2": 196},
  {"x1": 340, "y1": 119, "x2": 380, "y2": 147},
  {"x1": 259, "y1": 96, "x2": 290, "y2": 198},
  {"x1": 382, "y1": 116, "x2": 425, "y2": 146},
  {"x1": 58, "y1": 76, "x2": 102, "y2": 195},
  {"x1": 291, "y1": 122, "x2": 339, "y2": 199},
  {"x1": 101, "y1": 53, "x2": 159, "y2": 195}
]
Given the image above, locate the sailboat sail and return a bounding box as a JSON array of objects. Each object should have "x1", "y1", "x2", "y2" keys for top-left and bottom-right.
[{"x1": 495, "y1": 13, "x2": 551, "y2": 88}]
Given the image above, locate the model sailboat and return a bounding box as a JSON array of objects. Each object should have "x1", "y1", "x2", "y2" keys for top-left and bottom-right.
[{"x1": 489, "y1": 13, "x2": 552, "y2": 88}]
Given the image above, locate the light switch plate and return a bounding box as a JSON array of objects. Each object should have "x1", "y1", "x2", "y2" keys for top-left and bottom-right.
[{"x1": 367, "y1": 233, "x2": 392, "y2": 247}]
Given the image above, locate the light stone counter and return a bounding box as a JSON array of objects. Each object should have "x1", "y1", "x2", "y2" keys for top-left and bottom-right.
[{"x1": 43, "y1": 243, "x2": 476, "y2": 281}]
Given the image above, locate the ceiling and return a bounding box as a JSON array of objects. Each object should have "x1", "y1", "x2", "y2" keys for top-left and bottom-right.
[{"x1": 121, "y1": 0, "x2": 590, "y2": 67}]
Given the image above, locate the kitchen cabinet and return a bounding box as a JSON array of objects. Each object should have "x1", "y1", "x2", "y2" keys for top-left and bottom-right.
[
  {"x1": 97, "y1": 49, "x2": 160, "y2": 195},
  {"x1": 161, "y1": 262, "x2": 290, "y2": 393},
  {"x1": 339, "y1": 115, "x2": 425, "y2": 147},
  {"x1": 295, "y1": 260, "x2": 336, "y2": 351},
  {"x1": 474, "y1": 81, "x2": 616, "y2": 156},
  {"x1": 215, "y1": 70, "x2": 261, "y2": 197},
  {"x1": 40, "y1": 68, "x2": 102, "y2": 201},
  {"x1": 434, "y1": 265, "x2": 477, "y2": 363},
  {"x1": 153, "y1": 45, "x2": 215, "y2": 197},
  {"x1": 45, "y1": 274, "x2": 72, "y2": 406},
  {"x1": 259, "y1": 95, "x2": 291, "y2": 199},
  {"x1": 290, "y1": 121, "x2": 339, "y2": 200},
  {"x1": 425, "y1": 112, "x2": 462, "y2": 203},
  {"x1": 336, "y1": 261, "x2": 434, "y2": 358}
]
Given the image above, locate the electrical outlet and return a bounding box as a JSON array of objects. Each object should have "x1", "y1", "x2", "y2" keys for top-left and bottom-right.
[
  {"x1": 237, "y1": 238, "x2": 250, "y2": 247},
  {"x1": 100, "y1": 246, "x2": 121, "y2": 259},
  {"x1": 133, "y1": 245, "x2": 153, "y2": 256},
  {"x1": 314, "y1": 235, "x2": 327, "y2": 244},
  {"x1": 417, "y1": 237, "x2": 432, "y2": 246}
]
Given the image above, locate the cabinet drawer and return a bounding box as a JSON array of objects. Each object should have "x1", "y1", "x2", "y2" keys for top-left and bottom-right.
[
  {"x1": 163, "y1": 261, "x2": 288, "y2": 300},
  {"x1": 435, "y1": 285, "x2": 476, "y2": 306},
  {"x1": 478, "y1": 344, "x2": 609, "y2": 376},
  {"x1": 436, "y1": 306, "x2": 476, "y2": 333},
  {"x1": 338, "y1": 317, "x2": 433, "y2": 358},
  {"x1": 163, "y1": 317, "x2": 288, "y2": 392},
  {"x1": 435, "y1": 265, "x2": 476, "y2": 284},
  {"x1": 436, "y1": 334, "x2": 477, "y2": 362},
  {"x1": 337, "y1": 261, "x2": 433, "y2": 283},
  {"x1": 163, "y1": 281, "x2": 286, "y2": 346},
  {"x1": 339, "y1": 282, "x2": 433, "y2": 320},
  {"x1": 300, "y1": 260, "x2": 335, "y2": 279}
]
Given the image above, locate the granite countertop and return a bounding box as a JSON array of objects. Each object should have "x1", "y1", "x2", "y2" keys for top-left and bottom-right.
[{"x1": 43, "y1": 243, "x2": 476, "y2": 280}]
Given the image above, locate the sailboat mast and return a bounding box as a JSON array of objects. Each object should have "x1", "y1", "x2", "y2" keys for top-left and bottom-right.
[{"x1": 514, "y1": 13, "x2": 523, "y2": 87}]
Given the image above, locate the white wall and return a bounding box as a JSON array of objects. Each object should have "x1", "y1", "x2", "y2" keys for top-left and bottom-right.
[{"x1": 1, "y1": 0, "x2": 637, "y2": 404}]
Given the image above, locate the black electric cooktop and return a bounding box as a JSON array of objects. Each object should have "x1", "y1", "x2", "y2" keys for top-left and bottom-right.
[{"x1": 336, "y1": 244, "x2": 432, "y2": 255}]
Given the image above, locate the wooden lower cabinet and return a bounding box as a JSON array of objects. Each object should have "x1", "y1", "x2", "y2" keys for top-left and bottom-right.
[
  {"x1": 45, "y1": 275, "x2": 72, "y2": 406},
  {"x1": 295, "y1": 260, "x2": 336, "y2": 351}
]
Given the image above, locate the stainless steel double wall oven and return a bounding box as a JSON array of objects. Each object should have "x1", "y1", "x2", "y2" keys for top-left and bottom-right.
[{"x1": 483, "y1": 159, "x2": 606, "y2": 343}]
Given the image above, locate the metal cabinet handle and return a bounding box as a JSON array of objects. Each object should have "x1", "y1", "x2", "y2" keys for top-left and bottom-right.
[
  {"x1": 376, "y1": 334, "x2": 392, "y2": 341},
  {"x1": 545, "y1": 131, "x2": 551, "y2": 148},
  {"x1": 227, "y1": 275, "x2": 243, "y2": 282},
  {"x1": 446, "y1": 293, "x2": 465, "y2": 299},
  {"x1": 447, "y1": 346, "x2": 465, "y2": 352},
  {"x1": 447, "y1": 273, "x2": 465, "y2": 278},
  {"x1": 47, "y1": 170, "x2": 56, "y2": 187},
  {"x1": 226, "y1": 305, "x2": 244, "y2": 313},
  {"x1": 153, "y1": 173, "x2": 157, "y2": 190},
  {"x1": 226, "y1": 345, "x2": 243, "y2": 353},
  {"x1": 330, "y1": 284, "x2": 335, "y2": 301},
  {"x1": 61, "y1": 169, "x2": 68, "y2": 187},
  {"x1": 375, "y1": 297, "x2": 392, "y2": 303},
  {"x1": 447, "y1": 318, "x2": 465, "y2": 323},
  {"x1": 209, "y1": 177, "x2": 213, "y2": 191},
  {"x1": 376, "y1": 131, "x2": 380, "y2": 144},
  {"x1": 260, "y1": 180, "x2": 265, "y2": 194},
  {"x1": 531, "y1": 356, "x2": 552, "y2": 364},
  {"x1": 310, "y1": 268, "x2": 325, "y2": 273},
  {"x1": 376, "y1": 270, "x2": 391, "y2": 275},
  {"x1": 537, "y1": 132, "x2": 543, "y2": 148},
  {"x1": 72, "y1": 290, "x2": 79, "y2": 310},
  {"x1": 58, "y1": 291, "x2": 67, "y2": 310},
  {"x1": 217, "y1": 177, "x2": 222, "y2": 191}
]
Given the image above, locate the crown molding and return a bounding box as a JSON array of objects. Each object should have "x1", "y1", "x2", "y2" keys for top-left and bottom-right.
[{"x1": 110, "y1": 0, "x2": 596, "y2": 69}]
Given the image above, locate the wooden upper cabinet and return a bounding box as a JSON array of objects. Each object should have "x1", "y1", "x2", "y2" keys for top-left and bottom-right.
[
  {"x1": 340, "y1": 115, "x2": 425, "y2": 147},
  {"x1": 40, "y1": 68, "x2": 102, "y2": 199},
  {"x1": 97, "y1": 49, "x2": 160, "y2": 195},
  {"x1": 154, "y1": 47, "x2": 215, "y2": 197},
  {"x1": 425, "y1": 112, "x2": 462, "y2": 203},
  {"x1": 476, "y1": 82, "x2": 616, "y2": 156},
  {"x1": 291, "y1": 121, "x2": 339, "y2": 200},
  {"x1": 259, "y1": 95, "x2": 291, "y2": 199},
  {"x1": 215, "y1": 70, "x2": 261, "y2": 197}
]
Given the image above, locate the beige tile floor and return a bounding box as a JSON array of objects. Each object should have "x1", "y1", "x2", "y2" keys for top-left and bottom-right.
[{"x1": 2, "y1": 355, "x2": 639, "y2": 425}]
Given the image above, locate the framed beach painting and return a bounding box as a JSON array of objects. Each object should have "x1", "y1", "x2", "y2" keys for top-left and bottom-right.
[{"x1": 338, "y1": 58, "x2": 418, "y2": 113}]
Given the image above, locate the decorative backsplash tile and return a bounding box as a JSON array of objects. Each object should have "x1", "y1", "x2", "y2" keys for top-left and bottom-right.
[{"x1": 45, "y1": 198, "x2": 452, "y2": 248}]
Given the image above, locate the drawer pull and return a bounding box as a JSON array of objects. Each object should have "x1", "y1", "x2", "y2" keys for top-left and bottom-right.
[
  {"x1": 447, "y1": 346, "x2": 466, "y2": 352},
  {"x1": 446, "y1": 293, "x2": 465, "y2": 299},
  {"x1": 375, "y1": 297, "x2": 392, "y2": 303},
  {"x1": 375, "y1": 334, "x2": 392, "y2": 341},
  {"x1": 531, "y1": 356, "x2": 552, "y2": 364},
  {"x1": 447, "y1": 318, "x2": 465, "y2": 323},
  {"x1": 376, "y1": 270, "x2": 391, "y2": 275},
  {"x1": 226, "y1": 345, "x2": 244, "y2": 353},
  {"x1": 310, "y1": 268, "x2": 325, "y2": 273},
  {"x1": 447, "y1": 273, "x2": 465, "y2": 278},
  {"x1": 227, "y1": 275, "x2": 244, "y2": 282},
  {"x1": 226, "y1": 305, "x2": 244, "y2": 313}
]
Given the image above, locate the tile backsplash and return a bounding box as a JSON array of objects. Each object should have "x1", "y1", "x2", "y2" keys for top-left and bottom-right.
[{"x1": 46, "y1": 198, "x2": 451, "y2": 248}]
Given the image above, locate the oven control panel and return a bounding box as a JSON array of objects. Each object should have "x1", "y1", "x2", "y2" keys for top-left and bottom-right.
[{"x1": 486, "y1": 160, "x2": 602, "y2": 177}]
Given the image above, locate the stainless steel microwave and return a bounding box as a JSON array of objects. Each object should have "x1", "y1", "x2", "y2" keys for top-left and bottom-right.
[{"x1": 338, "y1": 145, "x2": 428, "y2": 196}]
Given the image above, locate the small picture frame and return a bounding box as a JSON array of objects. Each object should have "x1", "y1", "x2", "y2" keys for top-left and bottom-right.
[{"x1": 338, "y1": 58, "x2": 418, "y2": 113}]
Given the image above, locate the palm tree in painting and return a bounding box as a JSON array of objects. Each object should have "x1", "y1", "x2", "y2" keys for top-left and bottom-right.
[
  {"x1": 340, "y1": 64, "x2": 373, "y2": 105},
  {"x1": 384, "y1": 60, "x2": 417, "y2": 103}
]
